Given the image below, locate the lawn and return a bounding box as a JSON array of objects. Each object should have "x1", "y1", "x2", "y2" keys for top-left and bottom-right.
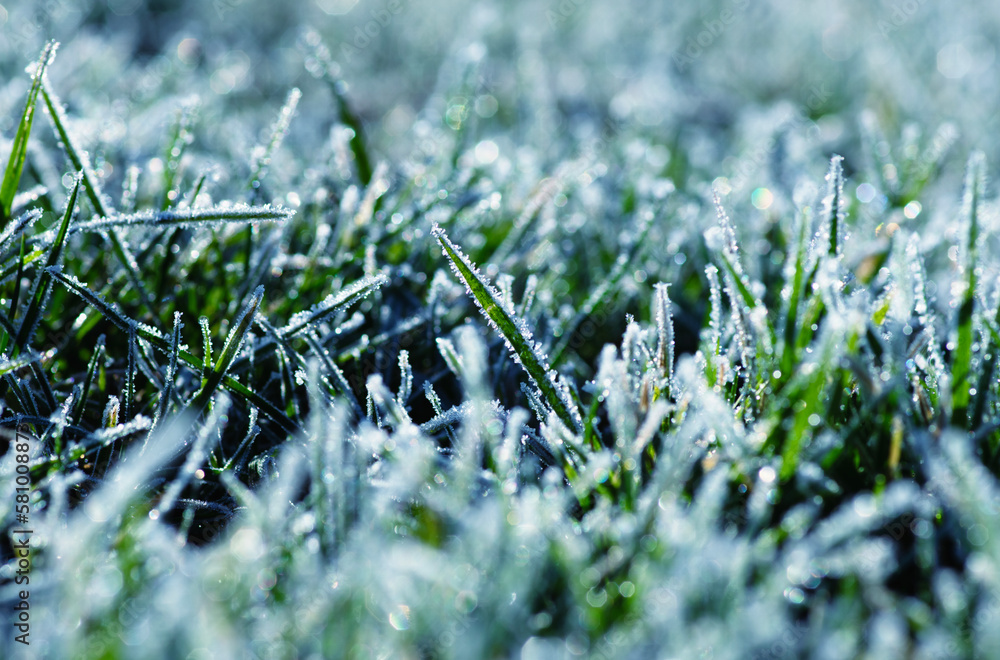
[{"x1": 2, "y1": 1, "x2": 1000, "y2": 658}]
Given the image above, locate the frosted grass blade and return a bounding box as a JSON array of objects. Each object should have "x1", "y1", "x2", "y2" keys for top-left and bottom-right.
[
  {"x1": 0, "y1": 41, "x2": 57, "y2": 227},
  {"x1": 823, "y1": 155, "x2": 845, "y2": 257},
  {"x1": 40, "y1": 78, "x2": 156, "y2": 314},
  {"x1": 433, "y1": 225, "x2": 582, "y2": 433},
  {"x1": 951, "y1": 151, "x2": 986, "y2": 427},
  {"x1": 12, "y1": 171, "x2": 82, "y2": 354},
  {"x1": 188, "y1": 286, "x2": 264, "y2": 415},
  {"x1": 249, "y1": 88, "x2": 301, "y2": 191},
  {"x1": 654, "y1": 282, "x2": 675, "y2": 391},
  {"x1": 279, "y1": 272, "x2": 388, "y2": 338},
  {"x1": 72, "y1": 204, "x2": 295, "y2": 232},
  {"x1": 71, "y1": 335, "x2": 106, "y2": 426}
]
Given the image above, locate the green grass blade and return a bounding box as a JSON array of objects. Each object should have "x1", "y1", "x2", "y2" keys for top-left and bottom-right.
[
  {"x1": 12, "y1": 170, "x2": 82, "y2": 355},
  {"x1": 249, "y1": 88, "x2": 301, "y2": 192},
  {"x1": 433, "y1": 225, "x2": 583, "y2": 433},
  {"x1": 187, "y1": 285, "x2": 264, "y2": 415},
  {"x1": 71, "y1": 335, "x2": 106, "y2": 426},
  {"x1": 824, "y1": 155, "x2": 845, "y2": 257},
  {"x1": 0, "y1": 41, "x2": 58, "y2": 228},
  {"x1": 951, "y1": 151, "x2": 986, "y2": 427},
  {"x1": 40, "y1": 78, "x2": 157, "y2": 315}
]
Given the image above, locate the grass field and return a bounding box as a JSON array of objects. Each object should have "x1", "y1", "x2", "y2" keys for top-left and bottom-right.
[{"x1": 3, "y1": 1, "x2": 1000, "y2": 658}]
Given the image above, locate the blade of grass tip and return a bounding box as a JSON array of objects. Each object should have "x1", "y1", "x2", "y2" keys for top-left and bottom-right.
[
  {"x1": 11, "y1": 171, "x2": 82, "y2": 356},
  {"x1": 0, "y1": 41, "x2": 58, "y2": 229},
  {"x1": 48, "y1": 269, "x2": 299, "y2": 434},
  {"x1": 433, "y1": 225, "x2": 583, "y2": 433},
  {"x1": 40, "y1": 79, "x2": 156, "y2": 316},
  {"x1": 952, "y1": 151, "x2": 986, "y2": 427},
  {"x1": 707, "y1": 195, "x2": 776, "y2": 356}
]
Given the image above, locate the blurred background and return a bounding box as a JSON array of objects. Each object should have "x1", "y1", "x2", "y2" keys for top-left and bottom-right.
[{"x1": 1, "y1": 0, "x2": 995, "y2": 185}]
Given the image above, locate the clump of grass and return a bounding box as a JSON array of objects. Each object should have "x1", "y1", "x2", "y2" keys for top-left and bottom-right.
[{"x1": 2, "y1": 11, "x2": 1000, "y2": 660}]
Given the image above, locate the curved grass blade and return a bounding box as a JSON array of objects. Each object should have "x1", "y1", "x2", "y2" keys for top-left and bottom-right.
[
  {"x1": 433, "y1": 225, "x2": 582, "y2": 433},
  {"x1": 0, "y1": 41, "x2": 58, "y2": 228}
]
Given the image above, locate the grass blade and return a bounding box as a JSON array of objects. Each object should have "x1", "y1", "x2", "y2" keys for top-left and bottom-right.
[
  {"x1": 187, "y1": 286, "x2": 264, "y2": 415},
  {"x1": 0, "y1": 41, "x2": 58, "y2": 228},
  {"x1": 433, "y1": 225, "x2": 583, "y2": 433},
  {"x1": 72, "y1": 203, "x2": 295, "y2": 232},
  {"x1": 951, "y1": 151, "x2": 986, "y2": 427},
  {"x1": 279, "y1": 272, "x2": 388, "y2": 338},
  {"x1": 12, "y1": 171, "x2": 82, "y2": 354},
  {"x1": 40, "y1": 78, "x2": 156, "y2": 315},
  {"x1": 824, "y1": 155, "x2": 845, "y2": 257}
]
